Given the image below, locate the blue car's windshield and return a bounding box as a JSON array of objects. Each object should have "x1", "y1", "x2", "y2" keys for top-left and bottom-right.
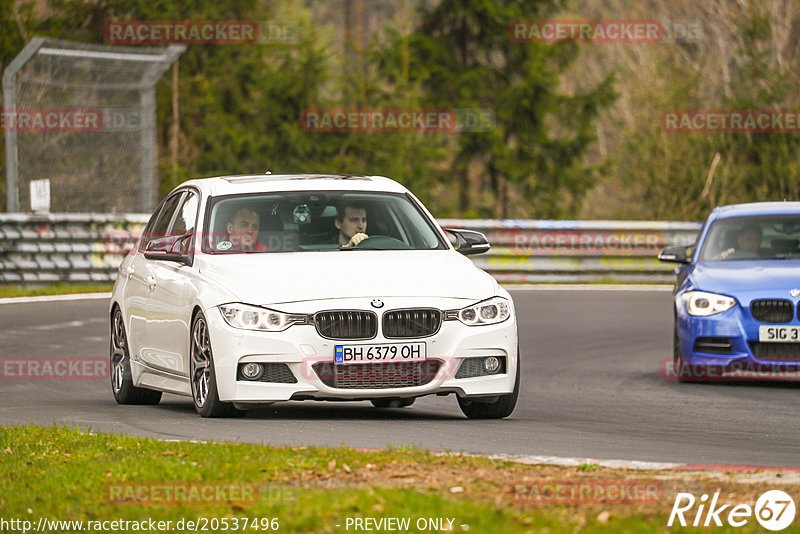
[{"x1": 699, "y1": 215, "x2": 800, "y2": 261}]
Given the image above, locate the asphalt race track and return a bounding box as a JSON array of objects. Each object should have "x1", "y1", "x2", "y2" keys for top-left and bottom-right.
[{"x1": 1, "y1": 288, "x2": 798, "y2": 467}]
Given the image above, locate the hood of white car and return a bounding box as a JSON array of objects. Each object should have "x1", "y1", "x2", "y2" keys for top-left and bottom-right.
[{"x1": 195, "y1": 250, "x2": 496, "y2": 305}]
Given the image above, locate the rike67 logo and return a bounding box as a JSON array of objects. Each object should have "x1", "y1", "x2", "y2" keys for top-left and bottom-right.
[{"x1": 669, "y1": 490, "x2": 796, "y2": 531}]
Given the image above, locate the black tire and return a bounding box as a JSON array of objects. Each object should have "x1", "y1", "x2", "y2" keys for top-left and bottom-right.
[
  {"x1": 190, "y1": 312, "x2": 242, "y2": 418},
  {"x1": 458, "y1": 352, "x2": 520, "y2": 419},
  {"x1": 110, "y1": 307, "x2": 162, "y2": 405},
  {"x1": 370, "y1": 398, "x2": 416, "y2": 408}
]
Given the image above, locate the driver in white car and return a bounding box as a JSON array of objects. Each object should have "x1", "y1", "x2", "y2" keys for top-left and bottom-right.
[{"x1": 335, "y1": 201, "x2": 369, "y2": 247}]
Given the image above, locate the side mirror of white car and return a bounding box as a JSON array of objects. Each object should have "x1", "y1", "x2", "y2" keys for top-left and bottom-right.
[{"x1": 443, "y1": 228, "x2": 491, "y2": 256}]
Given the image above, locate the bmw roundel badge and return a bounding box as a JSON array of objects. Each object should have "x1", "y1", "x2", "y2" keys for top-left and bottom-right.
[
  {"x1": 371, "y1": 299, "x2": 384, "y2": 308},
  {"x1": 791, "y1": 289, "x2": 800, "y2": 298}
]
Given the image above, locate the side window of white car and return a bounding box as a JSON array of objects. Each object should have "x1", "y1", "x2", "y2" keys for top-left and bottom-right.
[
  {"x1": 139, "y1": 201, "x2": 166, "y2": 252},
  {"x1": 170, "y1": 191, "x2": 199, "y2": 237},
  {"x1": 168, "y1": 192, "x2": 199, "y2": 254},
  {"x1": 142, "y1": 193, "x2": 184, "y2": 251}
]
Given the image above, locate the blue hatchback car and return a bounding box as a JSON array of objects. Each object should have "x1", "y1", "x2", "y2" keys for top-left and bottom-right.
[{"x1": 659, "y1": 202, "x2": 800, "y2": 382}]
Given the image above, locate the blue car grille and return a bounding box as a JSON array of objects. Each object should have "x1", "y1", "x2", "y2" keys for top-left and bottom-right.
[
  {"x1": 749, "y1": 342, "x2": 800, "y2": 361},
  {"x1": 750, "y1": 299, "x2": 793, "y2": 323}
]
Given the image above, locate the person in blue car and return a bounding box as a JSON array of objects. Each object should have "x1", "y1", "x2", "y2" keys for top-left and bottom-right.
[{"x1": 717, "y1": 224, "x2": 762, "y2": 260}]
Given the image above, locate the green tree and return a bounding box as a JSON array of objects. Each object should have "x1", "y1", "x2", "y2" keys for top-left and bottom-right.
[{"x1": 377, "y1": 0, "x2": 615, "y2": 218}]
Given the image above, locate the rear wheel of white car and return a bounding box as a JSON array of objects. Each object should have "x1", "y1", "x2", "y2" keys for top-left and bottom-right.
[
  {"x1": 370, "y1": 398, "x2": 416, "y2": 408},
  {"x1": 110, "y1": 307, "x2": 162, "y2": 405},
  {"x1": 457, "y1": 354, "x2": 519, "y2": 419},
  {"x1": 190, "y1": 312, "x2": 242, "y2": 418}
]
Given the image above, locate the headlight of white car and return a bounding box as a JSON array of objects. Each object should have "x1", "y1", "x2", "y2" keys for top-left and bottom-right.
[
  {"x1": 219, "y1": 303, "x2": 307, "y2": 331},
  {"x1": 454, "y1": 297, "x2": 511, "y2": 326},
  {"x1": 682, "y1": 291, "x2": 736, "y2": 316}
]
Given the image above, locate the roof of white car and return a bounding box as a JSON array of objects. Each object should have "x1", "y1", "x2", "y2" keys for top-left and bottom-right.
[{"x1": 177, "y1": 173, "x2": 410, "y2": 196}]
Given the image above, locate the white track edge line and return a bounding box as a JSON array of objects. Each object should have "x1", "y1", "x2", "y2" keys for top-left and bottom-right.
[{"x1": 433, "y1": 451, "x2": 685, "y2": 470}]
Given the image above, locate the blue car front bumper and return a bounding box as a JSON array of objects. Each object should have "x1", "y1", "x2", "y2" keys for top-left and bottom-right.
[{"x1": 676, "y1": 294, "x2": 800, "y2": 379}]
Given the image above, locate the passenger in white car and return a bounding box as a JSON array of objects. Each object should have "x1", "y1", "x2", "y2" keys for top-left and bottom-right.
[{"x1": 225, "y1": 207, "x2": 269, "y2": 252}]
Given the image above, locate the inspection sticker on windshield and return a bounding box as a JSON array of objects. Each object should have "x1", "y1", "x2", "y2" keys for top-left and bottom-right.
[
  {"x1": 759, "y1": 325, "x2": 800, "y2": 342},
  {"x1": 334, "y1": 343, "x2": 426, "y2": 364}
]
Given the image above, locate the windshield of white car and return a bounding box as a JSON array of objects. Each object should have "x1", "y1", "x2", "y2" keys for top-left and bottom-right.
[
  {"x1": 202, "y1": 191, "x2": 446, "y2": 253},
  {"x1": 699, "y1": 215, "x2": 800, "y2": 261}
]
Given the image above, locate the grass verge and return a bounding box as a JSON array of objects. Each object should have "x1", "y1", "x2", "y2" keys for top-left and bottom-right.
[
  {"x1": 2, "y1": 425, "x2": 798, "y2": 533},
  {"x1": 0, "y1": 283, "x2": 112, "y2": 298}
]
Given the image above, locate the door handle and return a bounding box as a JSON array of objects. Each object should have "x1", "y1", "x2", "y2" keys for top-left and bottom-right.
[
  {"x1": 146, "y1": 276, "x2": 157, "y2": 291},
  {"x1": 123, "y1": 265, "x2": 135, "y2": 278}
]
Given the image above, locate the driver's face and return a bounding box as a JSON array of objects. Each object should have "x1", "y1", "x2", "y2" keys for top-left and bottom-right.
[
  {"x1": 336, "y1": 207, "x2": 367, "y2": 242},
  {"x1": 737, "y1": 230, "x2": 761, "y2": 251}
]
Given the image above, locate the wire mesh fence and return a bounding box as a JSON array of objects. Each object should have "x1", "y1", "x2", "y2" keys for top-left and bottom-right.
[{"x1": 3, "y1": 37, "x2": 184, "y2": 213}]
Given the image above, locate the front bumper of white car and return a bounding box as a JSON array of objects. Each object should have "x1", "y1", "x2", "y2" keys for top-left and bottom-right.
[{"x1": 204, "y1": 297, "x2": 518, "y2": 403}]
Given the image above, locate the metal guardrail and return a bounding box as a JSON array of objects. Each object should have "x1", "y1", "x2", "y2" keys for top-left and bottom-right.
[
  {"x1": 0, "y1": 215, "x2": 701, "y2": 284},
  {"x1": 438, "y1": 219, "x2": 701, "y2": 283},
  {"x1": 0, "y1": 214, "x2": 148, "y2": 283}
]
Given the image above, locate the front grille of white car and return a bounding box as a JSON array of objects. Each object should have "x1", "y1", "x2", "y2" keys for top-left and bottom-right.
[
  {"x1": 382, "y1": 309, "x2": 442, "y2": 338},
  {"x1": 313, "y1": 311, "x2": 378, "y2": 340},
  {"x1": 312, "y1": 361, "x2": 442, "y2": 389}
]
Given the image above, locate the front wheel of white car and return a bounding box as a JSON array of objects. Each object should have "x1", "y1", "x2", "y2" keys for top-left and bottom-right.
[
  {"x1": 457, "y1": 355, "x2": 519, "y2": 419},
  {"x1": 190, "y1": 312, "x2": 242, "y2": 418}
]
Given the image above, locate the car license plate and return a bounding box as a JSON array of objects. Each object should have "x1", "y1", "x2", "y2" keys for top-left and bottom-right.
[
  {"x1": 759, "y1": 325, "x2": 800, "y2": 342},
  {"x1": 334, "y1": 343, "x2": 426, "y2": 365}
]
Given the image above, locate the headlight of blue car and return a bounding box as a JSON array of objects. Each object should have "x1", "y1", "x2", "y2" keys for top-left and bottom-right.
[{"x1": 682, "y1": 291, "x2": 736, "y2": 316}]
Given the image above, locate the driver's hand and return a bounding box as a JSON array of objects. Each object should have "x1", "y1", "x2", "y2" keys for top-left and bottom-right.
[
  {"x1": 347, "y1": 233, "x2": 369, "y2": 246},
  {"x1": 718, "y1": 247, "x2": 735, "y2": 260}
]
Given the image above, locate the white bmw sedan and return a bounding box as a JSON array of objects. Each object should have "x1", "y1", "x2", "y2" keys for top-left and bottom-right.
[{"x1": 110, "y1": 174, "x2": 519, "y2": 418}]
